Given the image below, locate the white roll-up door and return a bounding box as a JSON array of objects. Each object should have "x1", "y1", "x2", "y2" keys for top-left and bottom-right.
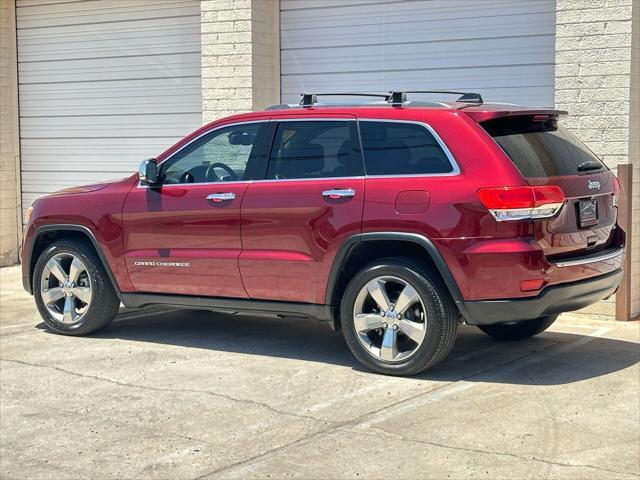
[
  {"x1": 16, "y1": 0, "x2": 202, "y2": 212},
  {"x1": 281, "y1": 0, "x2": 555, "y2": 106}
]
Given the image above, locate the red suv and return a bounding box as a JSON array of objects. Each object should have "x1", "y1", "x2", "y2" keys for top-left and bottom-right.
[{"x1": 21, "y1": 91, "x2": 625, "y2": 375}]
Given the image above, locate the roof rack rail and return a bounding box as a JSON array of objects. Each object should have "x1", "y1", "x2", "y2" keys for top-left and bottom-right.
[
  {"x1": 266, "y1": 90, "x2": 484, "y2": 110},
  {"x1": 388, "y1": 90, "x2": 483, "y2": 105},
  {"x1": 300, "y1": 92, "x2": 390, "y2": 107}
]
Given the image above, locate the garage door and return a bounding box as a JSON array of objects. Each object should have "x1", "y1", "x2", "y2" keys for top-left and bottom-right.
[
  {"x1": 16, "y1": 0, "x2": 202, "y2": 213},
  {"x1": 281, "y1": 0, "x2": 555, "y2": 106}
]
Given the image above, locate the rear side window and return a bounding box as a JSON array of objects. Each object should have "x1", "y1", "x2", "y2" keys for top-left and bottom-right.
[
  {"x1": 267, "y1": 121, "x2": 363, "y2": 180},
  {"x1": 481, "y1": 117, "x2": 607, "y2": 178},
  {"x1": 359, "y1": 121, "x2": 454, "y2": 176}
]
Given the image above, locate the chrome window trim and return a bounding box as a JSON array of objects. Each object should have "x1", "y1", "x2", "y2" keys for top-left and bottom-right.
[
  {"x1": 272, "y1": 117, "x2": 355, "y2": 122},
  {"x1": 137, "y1": 175, "x2": 367, "y2": 188},
  {"x1": 136, "y1": 116, "x2": 461, "y2": 188},
  {"x1": 357, "y1": 118, "x2": 460, "y2": 177}
]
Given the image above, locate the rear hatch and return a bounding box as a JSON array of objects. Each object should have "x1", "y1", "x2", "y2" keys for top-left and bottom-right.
[{"x1": 478, "y1": 113, "x2": 620, "y2": 260}]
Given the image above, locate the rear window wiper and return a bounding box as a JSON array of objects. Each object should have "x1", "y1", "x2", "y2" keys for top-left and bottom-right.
[{"x1": 577, "y1": 161, "x2": 604, "y2": 172}]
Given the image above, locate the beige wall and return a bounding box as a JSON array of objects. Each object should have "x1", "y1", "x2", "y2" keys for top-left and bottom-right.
[
  {"x1": 0, "y1": 0, "x2": 22, "y2": 267},
  {"x1": 201, "y1": 0, "x2": 279, "y2": 123},
  {"x1": 630, "y1": 0, "x2": 640, "y2": 317},
  {"x1": 0, "y1": 0, "x2": 637, "y2": 318},
  {"x1": 555, "y1": 0, "x2": 640, "y2": 317}
]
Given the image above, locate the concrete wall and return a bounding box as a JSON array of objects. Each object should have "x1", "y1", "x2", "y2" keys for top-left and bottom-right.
[
  {"x1": 201, "y1": 0, "x2": 279, "y2": 123},
  {"x1": 1, "y1": 0, "x2": 638, "y2": 318},
  {"x1": 630, "y1": 0, "x2": 640, "y2": 317},
  {"x1": 0, "y1": 0, "x2": 22, "y2": 267},
  {"x1": 555, "y1": 0, "x2": 640, "y2": 317}
]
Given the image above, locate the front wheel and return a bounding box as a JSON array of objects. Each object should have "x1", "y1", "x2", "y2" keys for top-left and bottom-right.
[
  {"x1": 340, "y1": 257, "x2": 459, "y2": 376},
  {"x1": 33, "y1": 239, "x2": 120, "y2": 335},
  {"x1": 477, "y1": 314, "x2": 558, "y2": 341}
]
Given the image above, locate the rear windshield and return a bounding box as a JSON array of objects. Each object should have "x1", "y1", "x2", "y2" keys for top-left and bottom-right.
[{"x1": 481, "y1": 116, "x2": 607, "y2": 178}]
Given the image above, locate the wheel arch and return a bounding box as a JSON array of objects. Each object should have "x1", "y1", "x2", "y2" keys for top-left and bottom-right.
[
  {"x1": 24, "y1": 224, "x2": 121, "y2": 299},
  {"x1": 326, "y1": 232, "x2": 464, "y2": 327}
]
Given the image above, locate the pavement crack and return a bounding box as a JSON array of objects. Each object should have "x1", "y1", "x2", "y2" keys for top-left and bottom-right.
[
  {"x1": 0, "y1": 358, "x2": 334, "y2": 426},
  {"x1": 354, "y1": 425, "x2": 639, "y2": 478},
  {"x1": 193, "y1": 346, "x2": 573, "y2": 479}
]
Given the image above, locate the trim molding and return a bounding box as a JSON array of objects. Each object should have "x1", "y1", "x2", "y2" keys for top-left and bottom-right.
[
  {"x1": 325, "y1": 232, "x2": 464, "y2": 306},
  {"x1": 120, "y1": 292, "x2": 333, "y2": 323},
  {"x1": 23, "y1": 224, "x2": 121, "y2": 298}
]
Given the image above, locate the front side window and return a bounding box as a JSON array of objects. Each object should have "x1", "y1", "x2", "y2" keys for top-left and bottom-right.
[
  {"x1": 359, "y1": 121, "x2": 454, "y2": 176},
  {"x1": 266, "y1": 121, "x2": 363, "y2": 180},
  {"x1": 161, "y1": 123, "x2": 263, "y2": 184}
]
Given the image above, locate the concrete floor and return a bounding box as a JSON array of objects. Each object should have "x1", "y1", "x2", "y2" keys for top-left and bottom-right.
[{"x1": 1, "y1": 265, "x2": 639, "y2": 480}]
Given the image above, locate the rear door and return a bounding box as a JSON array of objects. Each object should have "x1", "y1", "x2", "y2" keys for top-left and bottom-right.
[
  {"x1": 239, "y1": 116, "x2": 365, "y2": 304},
  {"x1": 480, "y1": 115, "x2": 620, "y2": 259}
]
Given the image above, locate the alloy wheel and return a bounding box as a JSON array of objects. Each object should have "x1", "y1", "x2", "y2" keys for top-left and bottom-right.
[
  {"x1": 40, "y1": 253, "x2": 92, "y2": 324},
  {"x1": 352, "y1": 275, "x2": 427, "y2": 362}
]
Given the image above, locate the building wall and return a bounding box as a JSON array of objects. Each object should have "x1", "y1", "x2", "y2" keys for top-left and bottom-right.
[
  {"x1": 201, "y1": 0, "x2": 279, "y2": 123},
  {"x1": 0, "y1": 0, "x2": 638, "y2": 317},
  {"x1": 0, "y1": 0, "x2": 22, "y2": 267},
  {"x1": 630, "y1": 0, "x2": 640, "y2": 317},
  {"x1": 555, "y1": 0, "x2": 640, "y2": 317}
]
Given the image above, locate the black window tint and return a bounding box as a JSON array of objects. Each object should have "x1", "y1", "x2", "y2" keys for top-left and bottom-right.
[
  {"x1": 161, "y1": 123, "x2": 263, "y2": 184},
  {"x1": 482, "y1": 117, "x2": 607, "y2": 178},
  {"x1": 359, "y1": 121, "x2": 453, "y2": 176},
  {"x1": 267, "y1": 121, "x2": 362, "y2": 180}
]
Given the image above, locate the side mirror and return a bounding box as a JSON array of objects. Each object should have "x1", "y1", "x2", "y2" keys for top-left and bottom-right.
[{"x1": 139, "y1": 158, "x2": 159, "y2": 185}]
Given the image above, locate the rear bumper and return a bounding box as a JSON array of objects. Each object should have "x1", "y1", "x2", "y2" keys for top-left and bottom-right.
[
  {"x1": 458, "y1": 269, "x2": 623, "y2": 325},
  {"x1": 434, "y1": 226, "x2": 625, "y2": 301}
]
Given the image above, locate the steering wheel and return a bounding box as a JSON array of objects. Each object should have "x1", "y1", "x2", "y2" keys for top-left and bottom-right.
[
  {"x1": 205, "y1": 163, "x2": 238, "y2": 182},
  {"x1": 179, "y1": 171, "x2": 195, "y2": 184}
]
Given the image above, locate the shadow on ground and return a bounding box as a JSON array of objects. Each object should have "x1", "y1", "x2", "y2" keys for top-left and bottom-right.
[{"x1": 37, "y1": 307, "x2": 639, "y2": 385}]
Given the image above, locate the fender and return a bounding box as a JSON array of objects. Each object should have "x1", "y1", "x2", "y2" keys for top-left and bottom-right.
[
  {"x1": 22, "y1": 224, "x2": 122, "y2": 300},
  {"x1": 325, "y1": 232, "x2": 465, "y2": 306}
]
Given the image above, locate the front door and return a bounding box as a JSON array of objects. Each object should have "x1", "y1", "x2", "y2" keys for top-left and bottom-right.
[
  {"x1": 240, "y1": 117, "x2": 365, "y2": 304},
  {"x1": 122, "y1": 121, "x2": 271, "y2": 297}
]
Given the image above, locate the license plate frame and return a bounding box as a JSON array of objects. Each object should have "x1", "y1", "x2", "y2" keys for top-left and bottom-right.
[{"x1": 578, "y1": 199, "x2": 599, "y2": 228}]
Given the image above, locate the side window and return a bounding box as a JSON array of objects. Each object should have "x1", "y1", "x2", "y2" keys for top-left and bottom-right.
[
  {"x1": 359, "y1": 121, "x2": 454, "y2": 176},
  {"x1": 266, "y1": 121, "x2": 363, "y2": 180},
  {"x1": 161, "y1": 123, "x2": 262, "y2": 184}
]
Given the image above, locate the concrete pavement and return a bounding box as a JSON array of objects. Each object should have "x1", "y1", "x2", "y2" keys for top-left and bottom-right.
[{"x1": 1, "y1": 265, "x2": 639, "y2": 479}]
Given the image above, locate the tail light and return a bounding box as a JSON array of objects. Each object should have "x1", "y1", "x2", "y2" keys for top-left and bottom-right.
[
  {"x1": 477, "y1": 186, "x2": 565, "y2": 222},
  {"x1": 612, "y1": 177, "x2": 620, "y2": 207}
]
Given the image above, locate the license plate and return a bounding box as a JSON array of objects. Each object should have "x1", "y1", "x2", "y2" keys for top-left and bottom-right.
[{"x1": 578, "y1": 199, "x2": 598, "y2": 227}]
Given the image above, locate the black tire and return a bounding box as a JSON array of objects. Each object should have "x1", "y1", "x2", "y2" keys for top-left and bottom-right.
[
  {"x1": 340, "y1": 257, "x2": 459, "y2": 376},
  {"x1": 33, "y1": 239, "x2": 119, "y2": 335},
  {"x1": 477, "y1": 314, "x2": 558, "y2": 341}
]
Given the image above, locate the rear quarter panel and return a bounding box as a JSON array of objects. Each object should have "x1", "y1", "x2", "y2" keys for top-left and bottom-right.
[{"x1": 358, "y1": 110, "x2": 532, "y2": 300}]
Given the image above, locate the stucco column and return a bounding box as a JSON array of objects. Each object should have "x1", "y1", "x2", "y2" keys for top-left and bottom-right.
[
  {"x1": 0, "y1": 0, "x2": 22, "y2": 266},
  {"x1": 555, "y1": 0, "x2": 640, "y2": 317},
  {"x1": 200, "y1": 0, "x2": 280, "y2": 123}
]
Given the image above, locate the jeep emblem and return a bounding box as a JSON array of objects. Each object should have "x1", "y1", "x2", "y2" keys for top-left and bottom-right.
[{"x1": 587, "y1": 180, "x2": 601, "y2": 190}]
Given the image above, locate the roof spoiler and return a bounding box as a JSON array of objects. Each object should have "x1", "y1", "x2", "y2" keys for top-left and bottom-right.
[{"x1": 464, "y1": 108, "x2": 568, "y2": 123}]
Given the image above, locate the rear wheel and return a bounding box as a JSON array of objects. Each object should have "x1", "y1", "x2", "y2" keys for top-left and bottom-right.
[
  {"x1": 340, "y1": 258, "x2": 458, "y2": 376},
  {"x1": 33, "y1": 239, "x2": 119, "y2": 335},
  {"x1": 477, "y1": 314, "x2": 558, "y2": 341}
]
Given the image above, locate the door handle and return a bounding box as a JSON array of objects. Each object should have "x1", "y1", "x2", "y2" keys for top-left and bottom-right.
[
  {"x1": 207, "y1": 192, "x2": 236, "y2": 202},
  {"x1": 322, "y1": 189, "x2": 355, "y2": 199}
]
